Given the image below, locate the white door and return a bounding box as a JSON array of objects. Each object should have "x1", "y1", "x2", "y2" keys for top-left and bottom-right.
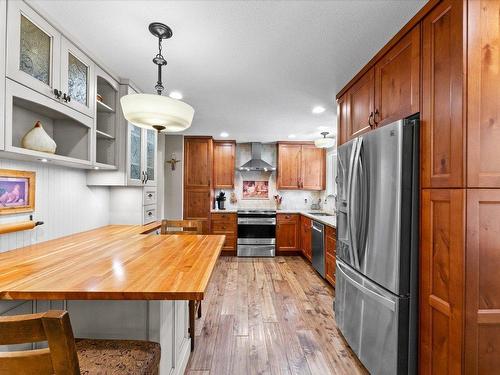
[
  {"x1": 6, "y1": 1, "x2": 61, "y2": 100},
  {"x1": 60, "y1": 37, "x2": 95, "y2": 117},
  {"x1": 127, "y1": 123, "x2": 144, "y2": 186}
]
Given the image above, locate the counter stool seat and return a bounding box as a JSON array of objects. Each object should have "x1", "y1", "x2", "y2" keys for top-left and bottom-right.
[{"x1": 76, "y1": 339, "x2": 161, "y2": 375}]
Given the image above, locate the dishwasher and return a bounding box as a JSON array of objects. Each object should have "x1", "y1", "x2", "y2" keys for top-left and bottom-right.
[{"x1": 311, "y1": 220, "x2": 325, "y2": 277}]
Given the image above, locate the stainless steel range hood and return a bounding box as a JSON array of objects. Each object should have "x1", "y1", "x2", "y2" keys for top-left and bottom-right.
[{"x1": 238, "y1": 143, "x2": 276, "y2": 172}]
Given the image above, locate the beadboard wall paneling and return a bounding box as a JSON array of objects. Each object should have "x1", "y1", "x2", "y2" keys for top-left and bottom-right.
[{"x1": 0, "y1": 159, "x2": 110, "y2": 252}]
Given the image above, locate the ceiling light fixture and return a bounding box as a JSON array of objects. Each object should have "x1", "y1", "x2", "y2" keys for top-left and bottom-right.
[
  {"x1": 317, "y1": 125, "x2": 329, "y2": 131},
  {"x1": 288, "y1": 134, "x2": 296, "y2": 139},
  {"x1": 314, "y1": 132, "x2": 335, "y2": 148},
  {"x1": 169, "y1": 91, "x2": 183, "y2": 100},
  {"x1": 312, "y1": 106, "x2": 326, "y2": 114},
  {"x1": 120, "y1": 23, "x2": 194, "y2": 133},
  {"x1": 220, "y1": 132, "x2": 229, "y2": 138}
]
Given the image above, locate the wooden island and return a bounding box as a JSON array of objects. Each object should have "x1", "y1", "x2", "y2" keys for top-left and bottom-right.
[{"x1": 0, "y1": 224, "x2": 224, "y2": 375}]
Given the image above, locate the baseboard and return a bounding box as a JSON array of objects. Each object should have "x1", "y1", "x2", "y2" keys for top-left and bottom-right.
[{"x1": 276, "y1": 250, "x2": 303, "y2": 256}]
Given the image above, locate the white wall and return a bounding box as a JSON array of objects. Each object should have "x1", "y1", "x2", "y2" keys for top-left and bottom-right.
[
  {"x1": 164, "y1": 135, "x2": 183, "y2": 219},
  {"x1": 0, "y1": 159, "x2": 110, "y2": 253}
]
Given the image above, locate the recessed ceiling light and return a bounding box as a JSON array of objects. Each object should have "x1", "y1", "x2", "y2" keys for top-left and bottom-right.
[
  {"x1": 93, "y1": 166, "x2": 100, "y2": 170},
  {"x1": 39, "y1": 158, "x2": 48, "y2": 163},
  {"x1": 312, "y1": 106, "x2": 326, "y2": 114},
  {"x1": 288, "y1": 134, "x2": 296, "y2": 139},
  {"x1": 169, "y1": 91, "x2": 183, "y2": 100},
  {"x1": 220, "y1": 131, "x2": 229, "y2": 138}
]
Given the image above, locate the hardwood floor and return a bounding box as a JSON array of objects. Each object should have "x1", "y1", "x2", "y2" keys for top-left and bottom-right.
[{"x1": 185, "y1": 256, "x2": 367, "y2": 375}]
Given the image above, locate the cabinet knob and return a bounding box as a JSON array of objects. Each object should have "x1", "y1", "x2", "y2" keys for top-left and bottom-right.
[
  {"x1": 148, "y1": 193, "x2": 153, "y2": 198},
  {"x1": 368, "y1": 112, "x2": 374, "y2": 128},
  {"x1": 53, "y1": 89, "x2": 62, "y2": 99},
  {"x1": 148, "y1": 211, "x2": 153, "y2": 216},
  {"x1": 373, "y1": 109, "x2": 380, "y2": 125},
  {"x1": 62, "y1": 93, "x2": 71, "y2": 103}
]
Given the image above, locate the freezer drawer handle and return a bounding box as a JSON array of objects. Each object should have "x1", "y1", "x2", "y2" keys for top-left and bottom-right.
[{"x1": 337, "y1": 262, "x2": 396, "y2": 312}]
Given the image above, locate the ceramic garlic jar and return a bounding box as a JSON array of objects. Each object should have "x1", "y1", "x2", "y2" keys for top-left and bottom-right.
[{"x1": 21, "y1": 121, "x2": 57, "y2": 154}]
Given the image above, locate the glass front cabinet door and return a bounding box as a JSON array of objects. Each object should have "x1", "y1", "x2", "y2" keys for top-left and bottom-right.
[
  {"x1": 126, "y1": 124, "x2": 157, "y2": 186},
  {"x1": 6, "y1": 0, "x2": 61, "y2": 99},
  {"x1": 60, "y1": 37, "x2": 95, "y2": 117},
  {"x1": 145, "y1": 129, "x2": 157, "y2": 186},
  {"x1": 127, "y1": 123, "x2": 143, "y2": 185}
]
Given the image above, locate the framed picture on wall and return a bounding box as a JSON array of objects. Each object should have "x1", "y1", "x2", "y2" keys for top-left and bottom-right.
[
  {"x1": 242, "y1": 180, "x2": 269, "y2": 200},
  {"x1": 0, "y1": 169, "x2": 36, "y2": 215}
]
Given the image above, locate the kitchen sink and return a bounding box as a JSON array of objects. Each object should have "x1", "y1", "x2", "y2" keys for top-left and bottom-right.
[{"x1": 308, "y1": 212, "x2": 334, "y2": 217}]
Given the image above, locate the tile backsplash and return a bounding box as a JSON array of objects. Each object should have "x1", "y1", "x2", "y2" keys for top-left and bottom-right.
[{"x1": 215, "y1": 143, "x2": 335, "y2": 212}]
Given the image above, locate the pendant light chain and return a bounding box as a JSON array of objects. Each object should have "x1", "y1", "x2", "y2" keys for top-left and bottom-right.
[{"x1": 153, "y1": 37, "x2": 167, "y2": 95}]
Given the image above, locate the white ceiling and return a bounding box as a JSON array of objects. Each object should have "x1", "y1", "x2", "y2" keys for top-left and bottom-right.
[{"x1": 30, "y1": 0, "x2": 426, "y2": 142}]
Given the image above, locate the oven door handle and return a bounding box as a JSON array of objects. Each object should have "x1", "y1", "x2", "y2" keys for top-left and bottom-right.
[{"x1": 238, "y1": 219, "x2": 276, "y2": 225}]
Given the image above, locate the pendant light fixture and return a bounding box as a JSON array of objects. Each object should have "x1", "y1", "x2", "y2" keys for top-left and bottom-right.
[
  {"x1": 120, "y1": 23, "x2": 194, "y2": 132},
  {"x1": 314, "y1": 132, "x2": 335, "y2": 148}
]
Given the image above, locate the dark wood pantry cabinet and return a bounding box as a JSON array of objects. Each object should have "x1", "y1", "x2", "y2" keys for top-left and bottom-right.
[{"x1": 184, "y1": 136, "x2": 213, "y2": 234}]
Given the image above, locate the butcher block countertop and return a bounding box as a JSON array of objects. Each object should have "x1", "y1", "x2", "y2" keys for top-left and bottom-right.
[{"x1": 0, "y1": 223, "x2": 224, "y2": 301}]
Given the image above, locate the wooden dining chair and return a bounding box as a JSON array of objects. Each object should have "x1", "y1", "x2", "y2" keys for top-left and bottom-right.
[
  {"x1": 160, "y1": 219, "x2": 203, "y2": 235},
  {"x1": 0, "y1": 310, "x2": 160, "y2": 375}
]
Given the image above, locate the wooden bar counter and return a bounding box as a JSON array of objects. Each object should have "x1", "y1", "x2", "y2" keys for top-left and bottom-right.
[
  {"x1": 0, "y1": 224, "x2": 225, "y2": 375},
  {"x1": 0, "y1": 223, "x2": 224, "y2": 301}
]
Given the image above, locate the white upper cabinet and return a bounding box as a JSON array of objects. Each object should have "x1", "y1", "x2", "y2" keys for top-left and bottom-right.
[
  {"x1": 60, "y1": 37, "x2": 95, "y2": 117},
  {"x1": 6, "y1": 1, "x2": 94, "y2": 117},
  {"x1": 6, "y1": 0, "x2": 61, "y2": 100}
]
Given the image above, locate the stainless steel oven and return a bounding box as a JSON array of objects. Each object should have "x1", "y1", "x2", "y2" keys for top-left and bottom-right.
[{"x1": 237, "y1": 210, "x2": 276, "y2": 257}]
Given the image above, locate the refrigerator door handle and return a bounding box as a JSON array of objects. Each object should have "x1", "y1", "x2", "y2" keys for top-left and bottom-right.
[
  {"x1": 346, "y1": 139, "x2": 358, "y2": 264},
  {"x1": 337, "y1": 261, "x2": 396, "y2": 312},
  {"x1": 350, "y1": 137, "x2": 363, "y2": 269}
]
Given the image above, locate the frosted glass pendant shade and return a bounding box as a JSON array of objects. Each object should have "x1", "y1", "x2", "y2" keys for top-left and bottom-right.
[
  {"x1": 120, "y1": 93, "x2": 194, "y2": 132},
  {"x1": 314, "y1": 137, "x2": 335, "y2": 148}
]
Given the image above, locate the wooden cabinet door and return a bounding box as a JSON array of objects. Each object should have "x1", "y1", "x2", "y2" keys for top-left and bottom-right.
[
  {"x1": 420, "y1": 189, "x2": 464, "y2": 375},
  {"x1": 337, "y1": 94, "x2": 348, "y2": 146},
  {"x1": 213, "y1": 141, "x2": 235, "y2": 188},
  {"x1": 325, "y1": 226, "x2": 336, "y2": 286},
  {"x1": 276, "y1": 214, "x2": 299, "y2": 252},
  {"x1": 465, "y1": 189, "x2": 500, "y2": 374},
  {"x1": 421, "y1": 0, "x2": 464, "y2": 188},
  {"x1": 300, "y1": 216, "x2": 312, "y2": 260},
  {"x1": 301, "y1": 145, "x2": 325, "y2": 190},
  {"x1": 183, "y1": 189, "x2": 211, "y2": 234},
  {"x1": 467, "y1": 0, "x2": 500, "y2": 188},
  {"x1": 347, "y1": 68, "x2": 374, "y2": 140},
  {"x1": 277, "y1": 143, "x2": 301, "y2": 189},
  {"x1": 374, "y1": 25, "x2": 420, "y2": 127},
  {"x1": 184, "y1": 137, "x2": 213, "y2": 189}
]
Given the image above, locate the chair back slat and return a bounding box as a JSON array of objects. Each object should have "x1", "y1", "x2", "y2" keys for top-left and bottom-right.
[
  {"x1": 0, "y1": 312, "x2": 46, "y2": 345},
  {"x1": 161, "y1": 220, "x2": 203, "y2": 235},
  {"x1": 0, "y1": 348, "x2": 54, "y2": 375},
  {"x1": 42, "y1": 310, "x2": 80, "y2": 374},
  {"x1": 0, "y1": 310, "x2": 80, "y2": 375}
]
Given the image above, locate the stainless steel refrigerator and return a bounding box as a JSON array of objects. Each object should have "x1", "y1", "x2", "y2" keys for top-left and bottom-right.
[{"x1": 335, "y1": 118, "x2": 419, "y2": 375}]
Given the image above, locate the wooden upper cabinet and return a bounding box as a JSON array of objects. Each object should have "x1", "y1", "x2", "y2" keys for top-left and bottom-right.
[
  {"x1": 465, "y1": 189, "x2": 500, "y2": 374},
  {"x1": 421, "y1": 0, "x2": 464, "y2": 188},
  {"x1": 277, "y1": 143, "x2": 301, "y2": 189},
  {"x1": 301, "y1": 145, "x2": 325, "y2": 190},
  {"x1": 374, "y1": 25, "x2": 420, "y2": 127},
  {"x1": 213, "y1": 140, "x2": 235, "y2": 188},
  {"x1": 337, "y1": 94, "x2": 348, "y2": 146},
  {"x1": 347, "y1": 67, "x2": 375, "y2": 140},
  {"x1": 420, "y1": 188, "x2": 464, "y2": 375},
  {"x1": 184, "y1": 137, "x2": 213, "y2": 189},
  {"x1": 467, "y1": 0, "x2": 500, "y2": 188},
  {"x1": 277, "y1": 143, "x2": 325, "y2": 190}
]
